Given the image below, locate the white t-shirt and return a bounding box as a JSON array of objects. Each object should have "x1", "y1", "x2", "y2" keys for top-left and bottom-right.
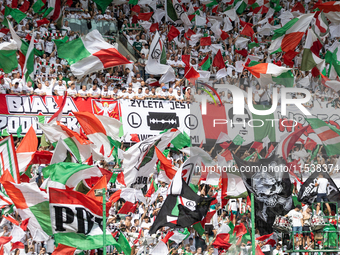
[
  {"x1": 88, "y1": 88, "x2": 101, "y2": 97},
  {"x1": 54, "y1": 84, "x2": 66, "y2": 95},
  {"x1": 67, "y1": 88, "x2": 77, "y2": 96},
  {"x1": 317, "y1": 178, "x2": 329, "y2": 194},
  {"x1": 287, "y1": 210, "x2": 303, "y2": 227}
]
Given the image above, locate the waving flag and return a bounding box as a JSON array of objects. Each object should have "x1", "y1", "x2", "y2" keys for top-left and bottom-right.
[
  {"x1": 0, "y1": 136, "x2": 20, "y2": 183},
  {"x1": 269, "y1": 13, "x2": 314, "y2": 53},
  {"x1": 301, "y1": 28, "x2": 325, "y2": 71},
  {"x1": 2, "y1": 181, "x2": 52, "y2": 241},
  {"x1": 313, "y1": 1, "x2": 340, "y2": 24},
  {"x1": 49, "y1": 188, "x2": 119, "y2": 250},
  {"x1": 55, "y1": 30, "x2": 130, "y2": 78},
  {"x1": 145, "y1": 31, "x2": 170, "y2": 75}
]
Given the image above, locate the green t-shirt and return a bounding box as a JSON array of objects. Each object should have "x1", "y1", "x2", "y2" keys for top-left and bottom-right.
[{"x1": 133, "y1": 41, "x2": 143, "y2": 52}]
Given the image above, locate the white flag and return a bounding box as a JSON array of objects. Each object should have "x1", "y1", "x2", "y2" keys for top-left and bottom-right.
[
  {"x1": 216, "y1": 132, "x2": 231, "y2": 144},
  {"x1": 216, "y1": 68, "x2": 228, "y2": 80}
]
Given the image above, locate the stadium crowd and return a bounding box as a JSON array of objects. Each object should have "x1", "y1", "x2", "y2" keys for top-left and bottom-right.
[{"x1": 1, "y1": 0, "x2": 340, "y2": 254}]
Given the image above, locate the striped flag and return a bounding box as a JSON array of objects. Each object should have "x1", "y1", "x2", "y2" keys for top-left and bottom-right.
[
  {"x1": 269, "y1": 13, "x2": 314, "y2": 54},
  {"x1": 306, "y1": 118, "x2": 340, "y2": 156},
  {"x1": 0, "y1": 136, "x2": 20, "y2": 183}
]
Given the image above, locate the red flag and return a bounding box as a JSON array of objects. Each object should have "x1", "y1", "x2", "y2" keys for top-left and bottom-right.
[
  {"x1": 100, "y1": 145, "x2": 105, "y2": 156},
  {"x1": 233, "y1": 223, "x2": 247, "y2": 238},
  {"x1": 253, "y1": 5, "x2": 269, "y2": 14},
  {"x1": 20, "y1": 218, "x2": 29, "y2": 231},
  {"x1": 48, "y1": 92, "x2": 68, "y2": 123},
  {"x1": 117, "y1": 172, "x2": 126, "y2": 186},
  {"x1": 26, "y1": 151, "x2": 53, "y2": 165},
  {"x1": 212, "y1": 50, "x2": 225, "y2": 70},
  {"x1": 66, "y1": 0, "x2": 72, "y2": 6},
  {"x1": 200, "y1": 36, "x2": 212, "y2": 46},
  {"x1": 0, "y1": 170, "x2": 15, "y2": 184},
  {"x1": 220, "y1": 141, "x2": 232, "y2": 149},
  {"x1": 168, "y1": 25, "x2": 180, "y2": 41},
  {"x1": 138, "y1": 12, "x2": 153, "y2": 21},
  {"x1": 235, "y1": 49, "x2": 248, "y2": 57},
  {"x1": 184, "y1": 29, "x2": 195, "y2": 40},
  {"x1": 131, "y1": 5, "x2": 141, "y2": 13},
  {"x1": 19, "y1": 0, "x2": 30, "y2": 11},
  {"x1": 118, "y1": 201, "x2": 138, "y2": 214},
  {"x1": 12, "y1": 0, "x2": 18, "y2": 8},
  {"x1": 212, "y1": 5, "x2": 218, "y2": 13},
  {"x1": 182, "y1": 55, "x2": 191, "y2": 74},
  {"x1": 52, "y1": 244, "x2": 77, "y2": 255},
  {"x1": 155, "y1": 146, "x2": 176, "y2": 179},
  {"x1": 184, "y1": 66, "x2": 200, "y2": 84},
  {"x1": 292, "y1": 2, "x2": 305, "y2": 13},
  {"x1": 85, "y1": 155, "x2": 93, "y2": 165},
  {"x1": 130, "y1": 134, "x2": 140, "y2": 143},
  {"x1": 150, "y1": 23, "x2": 159, "y2": 32},
  {"x1": 0, "y1": 236, "x2": 12, "y2": 245},
  {"x1": 240, "y1": 19, "x2": 253, "y2": 27},
  {"x1": 305, "y1": 138, "x2": 317, "y2": 151},
  {"x1": 25, "y1": 34, "x2": 37, "y2": 43},
  {"x1": 11, "y1": 242, "x2": 24, "y2": 251},
  {"x1": 283, "y1": 50, "x2": 298, "y2": 67},
  {"x1": 240, "y1": 25, "x2": 254, "y2": 40},
  {"x1": 16, "y1": 126, "x2": 38, "y2": 153},
  {"x1": 36, "y1": 18, "x2": 50, "y2": 27},
  {"x1": 188, "y1": 14, "x2": 195, "y2": 21},
  {"x1": 0, "y1": 28, "x2": 9, "y2": 35},
  {"x1": 265, "y1": 144, "x2": 275, "y2": 158},
  {"x1": 311, "y1": 66, "x2": 320, "y2": 77},
  {"x1": 255, "y1": 245, "x2": 265, "y2": 255},
  {"x1": 221, "y1": 30, "x2": 229, "y2": 40}
]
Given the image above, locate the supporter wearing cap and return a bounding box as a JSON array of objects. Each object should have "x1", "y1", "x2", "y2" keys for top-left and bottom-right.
[{"x1": 157, "y1": 85, "x2": 168, "y2": 100}]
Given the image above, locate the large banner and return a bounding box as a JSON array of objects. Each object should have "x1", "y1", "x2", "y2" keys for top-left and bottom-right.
[
  {"x1": 206, "y1": 103, "x2": 340, "y2": 145},
  {"x1": 2, "y1": 94, "x2": 340, "y2": 145},
  {"x1": 0, "y1": 95, "x2": 120, "y2": 137},
  {"x1": 120, "y1": 99, "x2": 206, "y2": 144}
]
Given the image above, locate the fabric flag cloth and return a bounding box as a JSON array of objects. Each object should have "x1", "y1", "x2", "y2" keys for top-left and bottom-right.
[
  {"x1": 212, "y1": 49, "x2": 225, "y2": 70},
  {"x1": 233, "y1": 153, "x2": 293, "y2": 227},
  {"x1": 167, "y1": 25, "x2": 180, "y2": 41},
  {"x1": 150, "y1": 232, "x2": 173, "y2": 254},
  {"x1": 55, "y1": 30, "x2": 130, "y2": 78},
  {"x1": 51, "y1": 244, "x2": 80, "y2": 255},
  {"x1": 320, "y1": 74, "x2": 340, "y2": 92},
  {"x1": 298, "y1": 171, "x2": 340, "y2": 205},
  {"x1": 49, "y1": 188, "x2": 119, "y2": 250},
  {"x1": 200, "y1": 36, "x2": 211, "y2": 46},
  {"x1": 22, "y1": 29, "x2": 35, "y2": 84},
  {"x1": 16, "y1": 126, "x2": 38, "y2": 174},
  {"x1": 269, "y1": 13, "x2": 314, "y2": 53},
  {"x1": 73, "y1": 112, "x2": 121, "y2": 161},
  {"x1": 41, "y1": 162, "x2": 103, "y2": 190},
  {"x1": 168, "y1": 228, "x2": 190, "y2": 244},
  {"x1": 306, "y1": 118, "x2": 340, "y2": 156},
  {"x1": 2, "y1": 181, "x2": 52, "y2": 241},
  {"x1": 109, "y1": 188, "x2": 146, "y2": 205},
  {"x1": 165, "y1": 0, "x2": 191, "y2": 26},
  {"x1": 0, "y1": 190, "x2": 13, "y2": 208},
  {"x1": 313, "y1": 1, "x2": 340, "y2": 24},
  {"x1": 212, "y1": 224, "x2": 231, "y2": 250},
  {"x1": 216, "y1": 132, "x2": 231, "y2": 144},
  {"x1": 149, "y1": 178, "x2": 214, "y2": 234},
  {"x1": 198, "y1": 55, "x2": 211, "y2": 71},
  {"x1": 0, "y1": 40, "x2": 18, "y2": 73},
  {"x1": 240, "y1": 24, "x2": 254, "y2": 40},
  {"x1": 220, "y1": 163, "x2": 248, "y2": 199},
  {"x1": 47, "y1": 0, "x2": 62, "y2": 20},
  {"x1": 0, "y1": 136, "x2": 20, "y2": 183},
  {"x1": 301, "y1": 28, "x2": 324, "y2": 71},
  {"x1": 48, "y1": 93, "x2": 68, "y2": 123},
  {"x1": 185, "y1": 66, "x2": 200, "y2": 84},
  {"x1": 313, "y1": 11, "x2": 329, "y2": 37},
  {"x1": 92, "y1": 0, "x2": 113, "y2": 12},
  {"x1": 244, "y1": 63, "x2": 292, "y2": 87},
  {"x1": 145, "y1": 31, "x2": 170, "y2": 75},
  {"x1": 216, "y1": 68, "x2": 228, "y2": 80},
  {"x1": 325, "y1": 40, "x2": 340, "y2": 79},
  {"x1": 123, "y1": 130, "x2": 179, "y2": 188},
  {"x1": 138, "y1": 12, "x2": 153, "y2": 21}
]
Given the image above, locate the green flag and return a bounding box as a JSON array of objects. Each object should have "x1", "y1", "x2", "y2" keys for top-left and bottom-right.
[
  {"x1": 16, "y1": 125, "x2": 22, "y2": 138},
  {"x1": 129, "y1": 0, "x2": 138, "y2": 5},
  {"x1": 10, "y1": 9, "x2": 27, "y2": 24},
  {"x1": 171, "y1": 131, "x2": 191, "y2": 150},
  {"x1": 92, "y1": 0, "x2": 113, "y2": 12},
  {"x1": 32, "y1": 0, "x2": 45, "y2": 13},
  {"x1": 117, "y1": 233, "x2": 131, "y2": 255},
  {"x1": 233, "y1": 135, "x2": 245, "y2": 146},
  {"x1": 43, "y1": 7, "x2": 54, "y2": 18}
]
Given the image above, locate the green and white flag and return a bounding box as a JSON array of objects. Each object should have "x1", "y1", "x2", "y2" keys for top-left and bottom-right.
[
  {"x1": 165, "y1": 0, "x2": 191, "y2": 26},
  {"x1": 41, "y1": 162, "x2": 104, "y2": 190},
  {"x1": 0, "y1": 41, "x2": 18, "y2": 73}
]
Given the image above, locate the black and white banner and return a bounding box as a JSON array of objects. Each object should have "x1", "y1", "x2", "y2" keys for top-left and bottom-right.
[{"x1": 120, "y1": 99, "x2": 205, "y2": 144}]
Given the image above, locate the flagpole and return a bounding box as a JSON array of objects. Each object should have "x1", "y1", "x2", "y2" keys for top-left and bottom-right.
[
  {"x1": 251, "y1": 193, "x2": 255, "y2": 255},
  {"x1": 103, "y1": 187, "x2": 106, "y2": 255}
]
